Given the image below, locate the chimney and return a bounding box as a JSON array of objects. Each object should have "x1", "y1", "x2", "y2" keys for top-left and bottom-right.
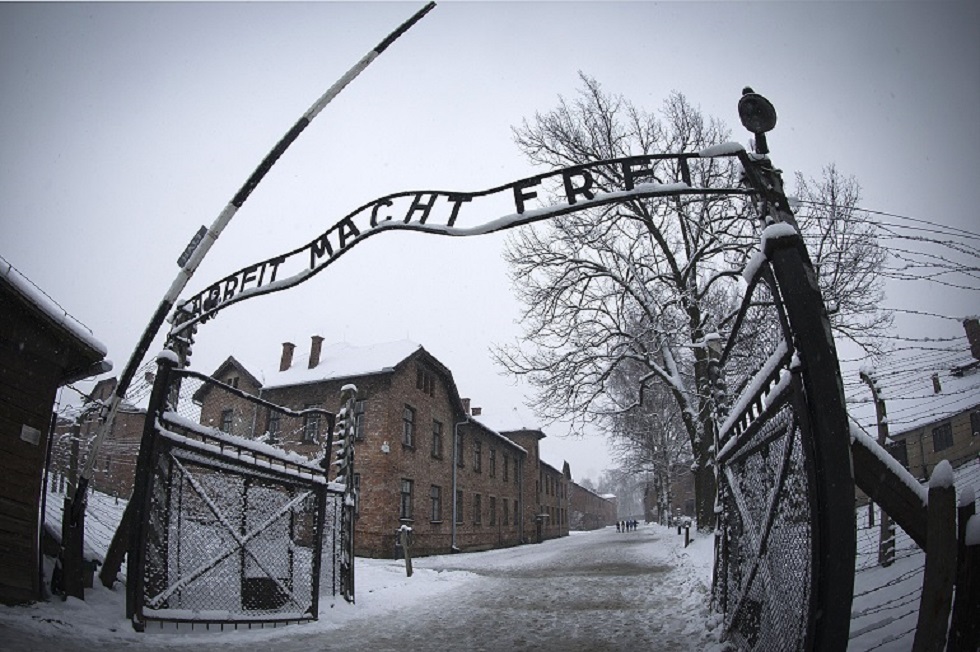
[
  {"x1": 932, "y1": 373, "x2": 942, "y2": 394},
  {"x1": 471, "y1": 407, "x2": 482, "y2": 416},
  {"x1": 461, "y1": 398, "x2": 471, "y2": 415},
  {"x1": 280, "y1": 342, "x2": 295, "y2": 372},
  {"x1": 964, "y1": 317, "x2": 980, "y2": 361},
  {"x1": 309, "y1": 335, "x2": 324, "y2": 369}
]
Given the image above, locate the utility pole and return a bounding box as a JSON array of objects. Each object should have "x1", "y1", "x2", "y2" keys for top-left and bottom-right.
[{"x1": 859, "y1": 370, "x2": 895, "y2": 567}]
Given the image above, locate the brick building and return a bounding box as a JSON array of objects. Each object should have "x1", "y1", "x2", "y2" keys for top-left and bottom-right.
[
  {"x1": 568, "y1": 480, "x2": 617, "y2": 530},
  {"x1": 850, "y1": 318, "x2": 980, "y2": 483},
  {"x1": 52, "y1": 377, "x2": 146, "y2": 499},
  {"x1": 194, "y1": 337, "x2": 572, "y2": 557}
]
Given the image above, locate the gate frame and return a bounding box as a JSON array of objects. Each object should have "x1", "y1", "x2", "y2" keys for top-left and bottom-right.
[
  {"x1": 713, "y1": 149, "x2": 856, "y2": 650},
  {"x1": 126, "y1": 353, "x2": 340, "y2": 631}
]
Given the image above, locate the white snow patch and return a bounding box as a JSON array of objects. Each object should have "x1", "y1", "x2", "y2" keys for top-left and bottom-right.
[
  {"x1": 698, "y1": 141, "x2": 745, "y2": 157},
  {"x1": 742, "y1": 249, "x2": 767, "y2": 283},
  {"x1": 156, "y1": 348, "x2": 180, "y2": 364},
  {"x1": 928, "y1": 459, "x2": 954, "y2": 489},
  {"x1": 959, "y1": 484, "x2": 976, "y2": 508},
  {"x1": 760, "y1": 222, "x2": 798, "y2": 250},
  {"x1": 966, "y1": 514, "x2": 980, "y2": 546}
]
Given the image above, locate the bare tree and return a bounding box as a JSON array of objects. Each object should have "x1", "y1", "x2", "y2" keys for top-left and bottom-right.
[
  {"x1": 604, "y1": 346, "x2": 692, "y2": 524},
  {"x1": 793, "y1": 165, "x2": 892, "y2": 355},
  {"x1": 495, "y1": 75, "x2": 889, "y2": 530}
]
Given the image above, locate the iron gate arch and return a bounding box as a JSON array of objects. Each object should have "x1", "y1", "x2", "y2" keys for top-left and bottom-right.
[{"x1": 111, "y1": 89, "x2": 854, "y2": 644}]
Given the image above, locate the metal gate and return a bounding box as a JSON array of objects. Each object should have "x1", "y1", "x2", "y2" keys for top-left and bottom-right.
[
  {"x1": 711, "y1": 151, "x2": 855, "y2": 650},
  {"x1": 127, "y1": 357, "x2": 349, "y2": 630}
]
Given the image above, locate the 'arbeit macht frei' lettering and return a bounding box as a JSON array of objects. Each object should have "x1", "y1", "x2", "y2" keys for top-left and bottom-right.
[{"x1": 176, "y1": 154, "x2": 704, "y2": 327}]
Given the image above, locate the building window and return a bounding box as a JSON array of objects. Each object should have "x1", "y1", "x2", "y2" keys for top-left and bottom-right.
[
  {"x1": 352, "y1": 473, "x2": 361, "y2": 517},
  {"x1": 220, "y1": 409, "x2": 233, "y2": 433},
  {"x1": 400, "y1": 479, "x2": 414, "y2": 520},
  {"x1": 267, "y1": 411, "x2": 281, "y2": 441},
  {"x1": 513, "y1": 499, "x2": 518, "y2": 524},
  {"x1": 456, "y1": 490, "x2": 464, "y2": 524},
  {"x1": 473, "y1": 493, "x2": 482, "y2": 524},
  {"x1": 103, "y1": 454, "x2": 112, "y2": 472},
  {"x1": 474, "y1": 440, "x2": 482, "y2": 473},
  {"x1": 456, "y1": 432, "x2": 464, "y2": 467},
  {"x1": 227, "y1": 375, "x2": 239, "y2": 388},
  {"x1": 503, "y1": 498, "x2": 509, "y2": 526},
  {"x1": 886, "y1": 440, "x2": 909, "y2": 469},
  {"x1": 932, "y1": 423, "x2": 953, "y2": 452},
  {"x1": 489, "y1": 496, "x2": 497, "y2": 525},
  {"x1": 430, "y1": 485, "x2": 442, "y2": 522},
  {"x1": 503, "y1": 455, "x2": 509, "y2": 482},
  {"x1": 432, "y1": 420, "x2": 444, "y2": 459},
  {"x1": 402, "y1": 405, "x2": 416, "y2": 448},
  {"x1": 416, "y1": 367, "x2": 435, "y2": 396},
  {"x1": 354, "y1": 400, "x2": 366, "y2": 440},
  {"x1": 489, "y1": 448, "x2": 496, "y2": 477},
  {"x1": 972, "y1": 410, "x2": 980, "y2": 436},
  {"x1": 303, "y1": 406, "x2": 320, "y2": 443}
]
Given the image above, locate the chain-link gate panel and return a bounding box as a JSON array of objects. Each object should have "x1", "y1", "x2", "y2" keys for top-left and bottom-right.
[
  {"x1": 130, "y1": 365, "x2": 345, "y2": 629},
  {"x1": 712, "y1": 225, "x2": 852, "y2": 650}
]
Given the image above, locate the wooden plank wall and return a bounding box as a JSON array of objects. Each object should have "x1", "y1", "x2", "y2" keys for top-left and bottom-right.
[{"x1": 0, "y1": 292, "x2": 66, "y2": 604}]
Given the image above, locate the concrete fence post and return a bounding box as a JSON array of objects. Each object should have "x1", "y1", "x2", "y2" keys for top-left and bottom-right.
[{"x1": 912, "y1": 462, "x2": 957, "y2": 652}]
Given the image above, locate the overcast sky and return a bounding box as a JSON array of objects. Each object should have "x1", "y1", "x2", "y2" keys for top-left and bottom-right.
[{"x1": 2, "y1": 1, "x2": 978, "y2": 483}]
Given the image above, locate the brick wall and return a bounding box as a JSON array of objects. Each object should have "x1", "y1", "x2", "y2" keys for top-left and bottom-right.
[{"x1": 569, "y1": 482, "x2": 616, "y2": 530}]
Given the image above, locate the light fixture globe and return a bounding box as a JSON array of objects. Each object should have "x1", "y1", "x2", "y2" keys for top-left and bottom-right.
[{"x1": 738, "y1": 87, "x2": 777, "y2": 135}]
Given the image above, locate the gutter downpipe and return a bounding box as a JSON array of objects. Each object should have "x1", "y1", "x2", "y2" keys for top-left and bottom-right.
[{"x1": 452, "y1": 416, "x2": 468, "y2": 552}]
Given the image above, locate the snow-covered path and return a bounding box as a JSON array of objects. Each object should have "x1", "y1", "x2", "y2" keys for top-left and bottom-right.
[
  {"x1": 315, "y1": 526, "x2": 718, "y2": 652},
  {"x1": 0, "y1": 525, "x2": 720, "y2": 651}
]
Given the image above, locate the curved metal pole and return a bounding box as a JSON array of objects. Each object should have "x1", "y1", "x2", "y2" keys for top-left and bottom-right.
[{"x1": 69, "y1": 1, "x2": 437, "y2": 527}]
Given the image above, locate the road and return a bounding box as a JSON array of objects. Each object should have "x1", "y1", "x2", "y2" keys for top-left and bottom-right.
[
  {"x1": 0, "y1": 525, "x2": 719, "y2": 651},
  {"x1": 306, "y1": 525, "x2": 717, "y2": 652}
]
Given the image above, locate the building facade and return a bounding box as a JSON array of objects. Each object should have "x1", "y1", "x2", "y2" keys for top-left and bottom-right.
[
  {"x1": 568, "y1": 481, "x2": 617, "y2": 530},
  {"x1": 194, "y1": 337, "x2": 573, "y2": 558},
  {"x1": 853, "y1": 318, "x2": 980, "y2": 484}
]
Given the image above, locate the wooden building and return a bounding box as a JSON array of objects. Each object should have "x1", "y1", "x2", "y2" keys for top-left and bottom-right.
[{"x1": 0, "y1": 259, "x2": 109, "y2": 604}]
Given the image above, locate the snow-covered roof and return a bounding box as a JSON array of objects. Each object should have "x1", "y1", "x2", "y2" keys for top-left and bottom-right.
[
  {"x1": 1, "y1": 255, "x2": 108, "y2": 357},
  {"x1": 263, "y1": 339, "x2": 423, "y2": 389},
  {"x1": 848, "y1": 354, "x2": 980, "y2": 438},
  {"x1": 466, "y1": 416, "x2": 528, "y2": 454}
]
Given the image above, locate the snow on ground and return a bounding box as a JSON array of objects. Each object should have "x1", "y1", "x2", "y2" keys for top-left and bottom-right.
[
  {"x1": 0, "y1": 524, "x2": 719, "y2": 652},
  {"x1": 16, "y1": 457, "x2": 977, "y2": 650}
]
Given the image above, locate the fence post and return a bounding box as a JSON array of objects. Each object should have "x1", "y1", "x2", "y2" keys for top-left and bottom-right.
[
  {"x1": 947, "y1": 487, "x2": 978, "y2": 652},
  {"x1": 125, "y1": 352, "x2": 176, "y2": 630},
  {"x1": 912, "y1": 461, "x2": 957, "y2": 652},
  {"x1": 58, "y1": 424, "x2": 85, "y2": 600}
]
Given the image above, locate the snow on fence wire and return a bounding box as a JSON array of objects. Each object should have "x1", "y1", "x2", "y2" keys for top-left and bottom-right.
[
  {"x1": 848, "y1": 455, "x2": 980, "y2": 651},
  {"x1": 129, "y1": 367, "x2": 345, "y2": 631},
  {"x1": 849, "y1": 503, "x2": 924, "y2": 651}
]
